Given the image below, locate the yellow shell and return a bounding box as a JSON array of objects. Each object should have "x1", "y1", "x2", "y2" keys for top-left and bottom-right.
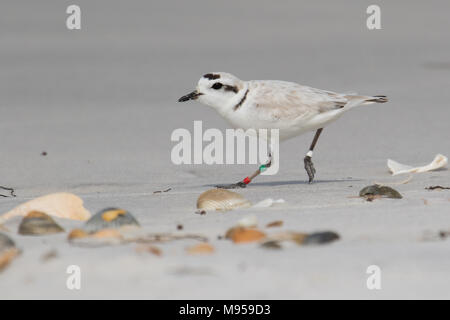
[{"x1": 196, "y1": 189, "x2": 251, "y2": 211}]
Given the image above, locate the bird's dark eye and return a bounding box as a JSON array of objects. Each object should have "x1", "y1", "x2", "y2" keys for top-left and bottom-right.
[{"x1": 211, "y1": 83, "x2": 223, "y2": 90}]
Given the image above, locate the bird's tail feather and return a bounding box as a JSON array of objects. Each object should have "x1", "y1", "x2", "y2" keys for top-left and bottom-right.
[
  {"x1": 345, "y1": 94, "x2": 388, "y2": 108},
  {"x1": 365, "y1": 95, "x2": 388, "y2": 103}
]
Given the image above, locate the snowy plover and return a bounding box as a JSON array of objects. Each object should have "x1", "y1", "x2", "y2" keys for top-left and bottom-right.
[{"x1": 179, "y1": 72, "x2": 387, "y2": 188}]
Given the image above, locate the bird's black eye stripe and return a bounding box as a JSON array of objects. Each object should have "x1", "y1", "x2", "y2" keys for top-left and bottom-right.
[
  {"x1": 224, "y1": 85, "x2": 238, "y2": 93},
  {"x1": 203, "y1": 73, "x2": 221, "y2": 80},
  {"x1": 212, "y1": 83, "x2": 223, "y2": 90}
]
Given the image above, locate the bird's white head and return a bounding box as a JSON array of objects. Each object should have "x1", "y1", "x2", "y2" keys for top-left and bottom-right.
[{"x1": 178, "y1": 72, "x2": 247, "y2": 112}]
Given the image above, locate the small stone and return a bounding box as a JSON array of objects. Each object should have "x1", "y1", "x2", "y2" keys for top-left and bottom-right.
[{"x1": 302, "y1": 231, "x2": 340, "y2": 245}]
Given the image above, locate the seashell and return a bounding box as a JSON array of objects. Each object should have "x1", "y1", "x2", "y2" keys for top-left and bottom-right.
[
  {"x1": 252, "y1": 198, "x2": 285, "y2": 208},
  {"x1": 225, "y1": 227, "x2": 266, "y2": 244},
  {"x1": 67, "y1": 229, "x2": 89, "y2": 240},
  {"x1": 83, "y1": 208, "x2": 140, "y2": 233},
  {"x1": 91, "y1": 229, "x2": 122, "y2": 240},
  {"x1": 359, "y1": 185, "x2": 402, "y2": 199},
  {"x1": 237, "y1": 215, "x2": 258, "y2": 228},
  {"x1": 18, "y1": 211, "x2": 64, "y2": 236},
  {"x1": 388, "y1": 154, "x2": 448, "y2": 175},
  {"x1": 266, "y1": 231, "x2": 307, "y2": 244},
  {"x1": 0, "y1": 233, "x2": 19, "y2": 272},
  {"x1": 197, "y1": 189, "x2": 251, "y2": 211},
  {"x1": 186, "y1": 242, "x2": 215, "y2": 255},
  {"x1": 0, "y1": 192, "x2": 91, "y2": 224},
  {"x1": 302, "y1": 231, "x2": 340, "y2": 246}
]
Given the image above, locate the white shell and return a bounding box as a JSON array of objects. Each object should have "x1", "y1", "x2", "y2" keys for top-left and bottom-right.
[
  {"x1": 388, "y1": 154, "x2": 448, "y2": 175},
  {"x1": 197, "y1": 189, "x2": 251, "y2": 211}
]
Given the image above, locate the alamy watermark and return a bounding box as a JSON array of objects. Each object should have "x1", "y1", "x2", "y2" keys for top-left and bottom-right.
[
  {"x1": 366, "y1": 265, "x2": 382, "y2": 290},
  {"x1": 171, "y1": 121, "x2": 280, "y2": 175}
]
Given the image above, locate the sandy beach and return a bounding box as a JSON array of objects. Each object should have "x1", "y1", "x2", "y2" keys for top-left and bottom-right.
[{"x1": 0, "y1": 0, "x2": 449, "y2": 299}]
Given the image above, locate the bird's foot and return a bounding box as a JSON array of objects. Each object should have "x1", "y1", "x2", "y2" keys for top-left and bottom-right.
[
  {"x1": 304, "y1": 156, "x2": 316, "y2": 184},
  {"x1": 215, "y1": 181, "x2": 247, "y2": 189}
]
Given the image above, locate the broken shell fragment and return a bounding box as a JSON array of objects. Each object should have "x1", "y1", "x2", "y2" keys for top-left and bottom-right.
[
  {"x1": 260, "y1": 231, "x2": 339, "y2": 248},
  {"x1": 0, "y1": 233, "x2": 19, "y2": 272},
  {"x1": 388, "y1": 154, "x2": 448, "y2": 175},
  {"x1": 186, "y1": 242, "x2": 215, "y2": 255},
  {"x1": 67, "y1": 229, "x2": 89, "y2": 240},
  {"x1": 266, "y1": 220, "x2": 284, "y2": 228},
  {"x1": 359, "y1": 185, "x2": 402, "y2": 199},
  {"x1": 197, "y1": 189, "x2": 251, "y2": 211},
  {"x1": 136, "y1": 245, "x2": 162, "y2": 256},
  {"x1": 18, "y1": 211, "x2": 64, "y2": 236},
  {"x1": 83, "y1": 208, "x2": 140, "y2": 233},
  {"x1": 0, "y1": 192, "x2": 91, "y2": 224},
  {"x1": 225, "y1": 227, "x2": 266, "y2": 244}
]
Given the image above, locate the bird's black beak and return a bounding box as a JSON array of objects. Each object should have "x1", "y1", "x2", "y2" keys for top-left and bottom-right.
[{"x1": 178, "y1": 90, "x2": 202, "y2": 102}]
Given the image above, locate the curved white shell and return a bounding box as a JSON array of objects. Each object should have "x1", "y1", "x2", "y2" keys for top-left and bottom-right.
[
  {"x1": 197, "y1": 189, "x2": 251, "y2": 211},
  {"x1": 388, "y1": 154, "x2": 448, "y2": 175}
]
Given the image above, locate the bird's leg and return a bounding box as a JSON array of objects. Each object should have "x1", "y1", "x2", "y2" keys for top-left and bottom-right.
[
  {"x1": 215, "y1": 154, "x2": 272, "y2": 189},
  {"x1": 304, "y1": 128, "x2": 323, "y2": 184}
]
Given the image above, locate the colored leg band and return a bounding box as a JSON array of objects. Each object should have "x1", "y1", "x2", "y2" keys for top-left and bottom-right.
[
  {"x1": 243, "y1": 177, "x2": 251, "y2": 184},
  {"x1": 259, "y1": 164, "x2": 267, "y2": 172}
]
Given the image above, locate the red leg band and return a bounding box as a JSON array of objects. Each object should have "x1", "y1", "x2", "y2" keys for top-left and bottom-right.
[{"x1": 243, "y1": 177, "x2": 251, "y2": 185}]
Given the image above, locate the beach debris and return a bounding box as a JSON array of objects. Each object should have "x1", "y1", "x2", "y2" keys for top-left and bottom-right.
[
  {"x1": 225, "y1": 227, "x2": 266, "y2": 244},
  {"x1": 132, "y1": 233, "x2": 208, "y2": 244},
  {"x1": 359, "y1": 184, "x2": 402, "y2": 200},
  {"x1": 0, "y1": 186, "x2": 16, "y2": 198},
  {"x1": 425, "y1": 185, "x2": 450, "y2": 191},
  {"x1": 0, "y1": 192, "x2": 91, "y2": 224},
  {"x1": 67, "y1": 229, "x2": 89, "y2": 240},
  {"x1": 69, "y1": 226, "x2": 208, "y2": 247},
  {"x1": 266, "y1": 220, "x2": 284, "y2": 228},
  {"x1": 41, "y1": 151, "x2": 47, "y2": 156},
  {"x1": 388, "y1": 154, "x2": 448, "y2": 175},
  {"x1": 68, "y1": 228, "x2": 124, "y2": 247},
  {"x1": 252, "y1": 198, "x2": 285, "y2": 208},
  {"x1": 302, "y1": 231, "x2": 340, "y2": 246},
  {"x1": 83, "y1": 208, "x2": 140, "y2": 233},
  {"x1": 422, "y1": 230, "x2": 450, "y2": 242},
  {"x1": 136, "y1": 244, "x2": 162, "y2": 256},
  {"x1": 40, "y1": 249, "x2": 59, "y2": 262},
  {"x1": 237, "y1": 215, "x2": 258, "y2": 228},
  {"x1": 18, "y1": 211, "x2": 65, "y2": 236},
  {"x1": 260, "y1": 230, "x2": 340, "y2": 248},
  {"x1": 195, "y1": 210, "x2": 207, "y2": 215},
  {"x1": 153, "y1": 187, "x2": 172, "y2": 194},
  {"x1": 0, "y1": 233, "x2": 19, "y2": 272},
  {"x1": 67, "y1": 208, "x2": 139, "y2": 246},
  {"x1": 186, "y1": 242, "x2": 215, "y2": 255},
  {"x1": 197, "y1": 189, "x2": 251, "y2": 211},
  {"x1": 177, "y1": 224, "x2": 184, "y2": 230}
]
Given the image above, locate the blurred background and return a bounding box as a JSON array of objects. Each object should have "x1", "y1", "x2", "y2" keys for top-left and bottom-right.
[{"x1": 1, "y1": 0, "x2": 449, "y2": 192}]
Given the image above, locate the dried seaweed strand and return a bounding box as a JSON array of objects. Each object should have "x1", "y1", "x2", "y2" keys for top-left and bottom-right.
[{"x1": 0, "y1": 186, "x2": 16, "y2": 198}]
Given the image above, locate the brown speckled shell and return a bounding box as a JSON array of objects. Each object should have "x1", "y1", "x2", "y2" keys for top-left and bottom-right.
[{"x1": 196, "y1": 189, "x2": 251, "y2": 211}]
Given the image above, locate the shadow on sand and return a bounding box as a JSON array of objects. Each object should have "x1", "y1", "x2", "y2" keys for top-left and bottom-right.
[{"x1": 204, "y1": 178, "x2": 361, "y2": 188}]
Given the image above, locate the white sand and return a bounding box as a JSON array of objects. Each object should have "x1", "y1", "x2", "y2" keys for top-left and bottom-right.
[{"x1": 1, "y1": 1, "x2": 449, "y2": 299}]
